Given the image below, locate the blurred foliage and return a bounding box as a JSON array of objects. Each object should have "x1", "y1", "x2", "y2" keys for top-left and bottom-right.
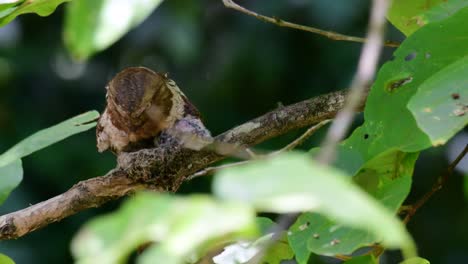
[
  {"x1": 215, "y1": 152, "x2": 416, "y2": 259},
  {"x1": 64, "y1": 0, "x2": 164, "y2": 60},
  {"x1": 0, "y1": 0, "x2": 70, "y2": 27},
  {"x1": 72, "y1": 193, "x2": 257, "y2": 264},
  {"x1": 0, "y1": 0, "x2": 466, "y2": 264}
]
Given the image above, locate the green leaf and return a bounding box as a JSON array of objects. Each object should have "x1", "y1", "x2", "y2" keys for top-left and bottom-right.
[
  {"x1": 0, "y1": 111, "x2": 99, "y2": 168},
  {"x1": 256, "y1": 217, "x2": 275, "y2": 234},
  {"x1": 0, "y1": 1, "x2": 22, "y2": 19},
  {"x1": 0, "y1": 0, "x2": 71, "y2": 27},
  {"x1": 63, "y1": 0, "x2": 164, "y2": 61},
  {"x1": 357, "y1": 6, "x2": 468, "y2": 157},
  {"x1": 407, "y1": 56, "x2": 468, "y2": 145},
  {"x1": 344, "y1": 255, "x2": 377, "y2": 264},
  {"x1": 0, "y1": 253, "x2": 15, "y2": 264},
  {"x1": 291, "y1": 151, "x2": 416, "y2": 260},
  {"x1": 387, "y1": 0, "x2": 468, "y2": 36},
  {"x1": 400, "y1": 257, "x2": 430, "y2": 264},
  {"x1": 0, "y1": 160, "x2": 22, "y2": 205},
  {"x1": 254, "y1": 218, "x2": 294, "y2": 263},
  {"x1": 290, "y1": 213, "x2": 376, "y2": 259},
  {"x1": 213, "y1": 153, "x2": 416, "y2": 259},
  {"x1": 72, "y1": 193, "x2": 257, "y2": 264}
]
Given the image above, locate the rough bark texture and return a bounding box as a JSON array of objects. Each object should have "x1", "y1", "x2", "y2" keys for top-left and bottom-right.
[{"x1": 0, "y1": 89, "x2": 353, "y2": 240}]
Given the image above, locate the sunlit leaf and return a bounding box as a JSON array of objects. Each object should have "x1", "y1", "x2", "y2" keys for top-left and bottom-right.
[
  {"x1": 407, "y1": 56, "x2": 468, "y2": 145},
  {"x1": 72, "y1": 193, "x2": 257, "y2": 264},
  {"x1": 0, "y1": 0, "x2": 70, "y2": 27},
  {"x1": 213, "y1": 153, "x2": 416, "y2": 259},
  {"x1": 63, "y1": 0, "x2": 164, "y2": 61},
  {"x1": 0, "y1": 111, "x2": 99, "y2": 168}
]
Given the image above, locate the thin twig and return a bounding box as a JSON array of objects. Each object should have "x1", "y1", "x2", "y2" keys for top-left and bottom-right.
[
  {"x1": 187, "y1": 120, "x2": 330, "y2": 181},
  {"x1": 317, "y1": 0, "x2": 390, "y2": 164},
  {"x1": 222, "y1": 0, "x2": 399, "y2": 48},
  {"x1": 403, "y1": 144, "x2": 468, "y2": 224},
  {"x1": 272, "y1": 120, "x2": 330, "y2": 155},
  {"x1": 186, "y1": 160, "x2": 250, "y2": 181}
]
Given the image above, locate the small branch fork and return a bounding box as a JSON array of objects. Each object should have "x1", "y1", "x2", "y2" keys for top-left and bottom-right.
[
  {"x1": 402, "y1": 144, "x2": 468, "y2": 224},
  {"x1": 0, "y1": 90, "x2": 355, "y2": 240},
  {"x1": 187, "y1": 119, "x2": 331, "y2": 181},
  {"x1": 222, "y1": 0, "x2": 400, "y2": 48}
]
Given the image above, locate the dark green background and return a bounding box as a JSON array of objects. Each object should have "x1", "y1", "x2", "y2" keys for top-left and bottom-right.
[{"x1": 0, "y1": 1, "x2": 466, "y2": 263}]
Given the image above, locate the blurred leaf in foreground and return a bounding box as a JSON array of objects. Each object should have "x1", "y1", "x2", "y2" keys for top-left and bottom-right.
[
  {"x1": 64, "y1": 0, "x2": 164, "y2": 61},
  {"x1": 0, "y1": 0, "x2": 71, "y2": 27},
  {"x1": 213, "y1": 153, "x2": 417, "y2": 259},
  {"x1": 72, "y1": 193, "x2": 257, "y2": 264}
]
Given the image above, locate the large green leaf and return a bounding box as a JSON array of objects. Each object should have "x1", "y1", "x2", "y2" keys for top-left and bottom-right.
[
  {"x1": 360, "y1": 6, "x2": 468, "y2": 156},
  {"x1": 72, "y1": 193, "x2": 257, "y2": 264},
  {"x1": 0, "y1": 111, "x2": 99, "y2": 168},
  {"x1": 63, "y1": 0, "x2": 164, "y2": 61},
  {"x1": 0, "y1": 0, "x2": 70, "y2": 27},
  {"x1": 407, "y1": 56, "x2": 468, "y2": 145},
  {"x1": 213, "y1": 153, "x2": 416, "y2": 259},
  {"x1": 0, "y1": 160, "x2": 22, "y2": 205},
  {"x1": 289, "y1": 151, "x2": 417, "y2": 261},
  {"x1": 387, "y1": 0, "x2": 468, "y2": 36}
]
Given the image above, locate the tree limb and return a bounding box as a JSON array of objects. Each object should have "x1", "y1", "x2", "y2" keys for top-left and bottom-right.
[{"x1": 0, "y1": 89, "x2": 354, "y2": 240}]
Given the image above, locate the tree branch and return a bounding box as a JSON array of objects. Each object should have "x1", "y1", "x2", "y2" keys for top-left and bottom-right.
[
  {"x1": 0, "y1": 89, "x2": 354, "y2": 240},
  {"x1": 0, "y1": 170, "x2": 150, "y2": 240}
]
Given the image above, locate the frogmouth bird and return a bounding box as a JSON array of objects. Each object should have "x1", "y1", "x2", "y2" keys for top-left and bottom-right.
[{"x1": 96, "y1": 67, "x2": 210, "y2": 154}]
